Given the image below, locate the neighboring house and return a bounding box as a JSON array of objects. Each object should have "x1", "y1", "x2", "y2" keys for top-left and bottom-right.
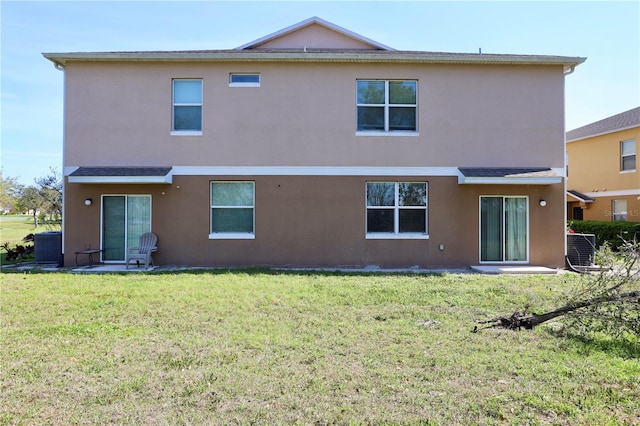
[
  {"x1": 44, "y1": 17, "x2": 585, "y2": 269},
  {"x1": 566, "y1": 107, "x2": 639, "y2": 222}
]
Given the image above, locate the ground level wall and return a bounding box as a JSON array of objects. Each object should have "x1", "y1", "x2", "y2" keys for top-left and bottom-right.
[
  {"x1": 64, "y1": 175, "x2": 566, "y2": 268},
  {"x1": 568, "y1": 195, "x2": 640, "y2": 222}
]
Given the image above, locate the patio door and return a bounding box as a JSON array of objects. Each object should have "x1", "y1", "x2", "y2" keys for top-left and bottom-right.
[
  {"x1": 480, "y1": 196, "x2": 528, "y2": 262},
  {"x1": 102, "y1": 195, "x2": 151, "y2": 262}
]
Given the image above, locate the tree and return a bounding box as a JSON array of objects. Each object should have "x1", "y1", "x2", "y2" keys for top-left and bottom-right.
[
  {"x1": 35, "y1": 168, "x2": 63, "y2": 219},
  {"x1": 0, "y1": 170, "x2": 24, "y2": 213},
  {"x1": 16, "y1": 186, "x2": 44, "y2": 226},
  {"x1": 475, "y1": 239, "x2": 640, "y2": 340}
]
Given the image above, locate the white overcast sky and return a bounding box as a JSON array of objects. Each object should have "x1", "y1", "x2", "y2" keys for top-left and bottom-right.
[{"x1": 1, "y1": 1, "x2": 639, "y2": 185}]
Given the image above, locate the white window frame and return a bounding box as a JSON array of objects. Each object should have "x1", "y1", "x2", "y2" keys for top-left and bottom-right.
[
  {"x1": 356, "y1": 80, "x2": 419, "y2": 136},
  {"x1": 620, "y1": 139, "x2": 636, "y2": 172},
  {"x1": 365, "y1": 182, "x2": 429, "y2": 239},
  {"x1": 229, "y1": 73, "x2": 261, "y2": 87},
  {"x1": 612, "y1": 199, "x2": 627, "y2": 222},
  {"x1": 209, "y1": 181, "x2": 255, "y2": 239},
  {"x1": 171, "y1": 79, "x2": 203, "y2": 136}
]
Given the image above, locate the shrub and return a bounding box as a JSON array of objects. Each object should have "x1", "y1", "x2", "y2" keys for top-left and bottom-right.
[{"x1": 568, "y1": 220, "x2": 640, "y2": 251}]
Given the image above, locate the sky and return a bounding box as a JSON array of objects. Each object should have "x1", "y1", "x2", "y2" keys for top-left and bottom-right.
[{"x1": 1, "y1": 0, "x2": 639, "y2": 186}]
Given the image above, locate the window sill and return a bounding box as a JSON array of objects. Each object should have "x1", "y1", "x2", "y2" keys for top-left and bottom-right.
[
  {"x1": 356, "y1": 131, "x2": 419, "y2": 137},
  {"x1": 209, "y1": 233, "x2": 255, "y2": 240},
  {"x1": 229, "y1": 83, "x2": 260, "y2": 87},
  {"x1": 366, "y1": 233, "x2": 429, "y2": 240},
  {"x1": 171, "y1": 130, "x2": 203, "y2": 136},
  {"x1": 620, "y1": 169, "x2": 636, "y2": 174}
]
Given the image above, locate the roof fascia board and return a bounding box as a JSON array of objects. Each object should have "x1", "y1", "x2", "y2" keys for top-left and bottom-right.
[
  {"x1": 68, "y1": 175, "x2": 172, "y2": 184},
  {"x1": 234, "y1": 16, "x2": 394, "y2": 51},
  {"x1": 566, "y1": 124, "x2": 640, "y2": 143},
  {"x1": 566, "y1": 192, "x2": 593, "y2": 203},
  {"x1": 43, "y1": 51, "x2": 586, "y2": 69},
  {"x1": 458, "y1": 176, "x2": 562, "y2": 185}
]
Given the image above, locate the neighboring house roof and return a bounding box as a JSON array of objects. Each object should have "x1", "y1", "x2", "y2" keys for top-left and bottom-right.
[
  {"x1": 69, "y1": 167, "x2": 173, "y2": 184},
  {"x1": 457, "y1": 167, "x2": 562, "y2": 185},
  {"x1": 566, "y1": 190, "x2": 594, "y2": 203},
  {"x1": 235, "y1": 16, "x2": 394, "y2": 51},
  {"x1": 42, "y1": 17, "x2": 586, "y2": 72},
  {"x1": 566, "y1": 106, "x2": 640, "y2": 142}
]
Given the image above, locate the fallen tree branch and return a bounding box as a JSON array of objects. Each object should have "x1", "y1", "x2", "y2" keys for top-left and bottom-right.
[{"x1": 474, "y1": 291, "x2": 640, "y2": 333}]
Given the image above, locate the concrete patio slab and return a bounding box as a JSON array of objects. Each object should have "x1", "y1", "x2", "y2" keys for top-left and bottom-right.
[
  {"x1": 470, "y1": 265, "x2": 559, "y2": 274},
  {"x1": 71, "y1": 265, "x2": 157, "y2": 273}
]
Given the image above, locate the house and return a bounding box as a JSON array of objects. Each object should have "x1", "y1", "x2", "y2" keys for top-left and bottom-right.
[
  {"x1": 43, "y1": 17, "x2": 585, "y2": 269},
  {"x1": 566, "y1": 107, "x2": 639, "y2": 222}
]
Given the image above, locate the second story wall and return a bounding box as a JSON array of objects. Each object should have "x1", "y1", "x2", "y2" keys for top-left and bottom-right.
[
  {"x1": 64, "y1": 61, "x2": 566, "y2": 168},
  {"x1": 567, "y1": 127, "x2": 639, "y2": 192}
]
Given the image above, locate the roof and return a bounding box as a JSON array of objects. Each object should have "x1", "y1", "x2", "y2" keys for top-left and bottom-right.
[
  {"x1": 567, "y1": 190, "x2": 594, "y2": 203},
  {"x1": 235, "y1": 16, "x2": 394, "y2": 51},
  {"x1": 43, "y1": 49, "x2": 586, "y2": 70},
  {"x1": 458, "y1": 167, "x2": 562, "y2": 185},
  {"x1": 566, "y1": 106, "x2": 640, "y2": 142},
  {"x1": 69, "y1": 167, "x2": 172, "y2": 184},
  {"x1": 42, "y1": 17, "x2": 586, "y2": 72}
]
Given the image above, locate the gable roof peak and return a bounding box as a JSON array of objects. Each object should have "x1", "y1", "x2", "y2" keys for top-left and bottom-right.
[{"x1": 235, "y1": 16, "x2": 394, "y2": 51}]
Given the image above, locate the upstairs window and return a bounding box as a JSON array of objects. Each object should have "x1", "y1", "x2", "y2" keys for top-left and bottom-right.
[
  {"x1": 172, "y1": 79, "x2": 202, "y2": 133},
  {"x1": 357, "y1": 80, "x2": 417, "y2": 134},
  {"x1": 366, "y1": 182, "x2": 428, "y2": 238},
  {"x1": 621, "y1": 139, "x2": 636, "y2": 171},
  {"x1": 229, "y1": 73, "x2": 260, "y2": 87}
]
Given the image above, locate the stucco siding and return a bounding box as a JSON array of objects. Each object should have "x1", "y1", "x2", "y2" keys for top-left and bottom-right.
[
  {"x1": 63, "y1": 175, "x2": 566, "y2": 268},
  {"x1": 566, "y1": 127, "x2": 639, "y2": 192},
  {"x1": 64, "y1": 62, "x2": 565, "y2": 169},
  {"x1": 566, "y1": 126, "x2": 639, "y2": 222}
]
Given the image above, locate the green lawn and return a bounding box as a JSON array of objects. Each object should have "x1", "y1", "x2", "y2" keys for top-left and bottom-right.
[{"x1": 1, "y1": 271, "x2": 638, "y2": 425}]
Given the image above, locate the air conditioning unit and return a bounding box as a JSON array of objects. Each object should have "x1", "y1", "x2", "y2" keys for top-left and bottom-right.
[
  {"x1": 567, "y1": 233, "x2": 596, "y2": 267},
  {"x1": 35, "y1": 231, "x2": 63, "y2": 266}
]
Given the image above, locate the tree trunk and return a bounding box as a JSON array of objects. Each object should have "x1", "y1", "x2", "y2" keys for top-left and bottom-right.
[{"x1": 476, "y1": 291, "x2": 640, "y2": 332}]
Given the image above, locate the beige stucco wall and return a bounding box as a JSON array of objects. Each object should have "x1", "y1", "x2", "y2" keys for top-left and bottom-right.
[
  {"x1": 256, "y1": 24, "x2": 376, "y2": 49},
  {"x1": 62, "y1": 59, "x2": 568, "y2": 267},
  {"x1": 63, "y1": 175, "x2": 566, "y2": 268},
  {"x1": 63, "y1": 61, "x2": 566, "y2": 170},
  {"x1": 567, "y1": 127, "x2": 639, "y2": 222},
  {"x1": 569, "y1": 197, "x2": 640, "y2": 222},
  {"x1": 567, "y1": 127, "x2": 639, "y2": 192}
]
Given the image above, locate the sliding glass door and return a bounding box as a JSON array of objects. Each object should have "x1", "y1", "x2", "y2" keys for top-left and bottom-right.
[
  {"x1": 480, "y1": 196, "x2": 528, "y2": 262},
  {"x1": 102, "y1": 195, "x2": 151, "y2": 261}
]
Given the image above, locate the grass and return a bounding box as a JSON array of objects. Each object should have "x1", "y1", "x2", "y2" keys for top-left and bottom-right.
[{"x1": 1, "y1": 270, "x2": 638, "y2": 425}]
